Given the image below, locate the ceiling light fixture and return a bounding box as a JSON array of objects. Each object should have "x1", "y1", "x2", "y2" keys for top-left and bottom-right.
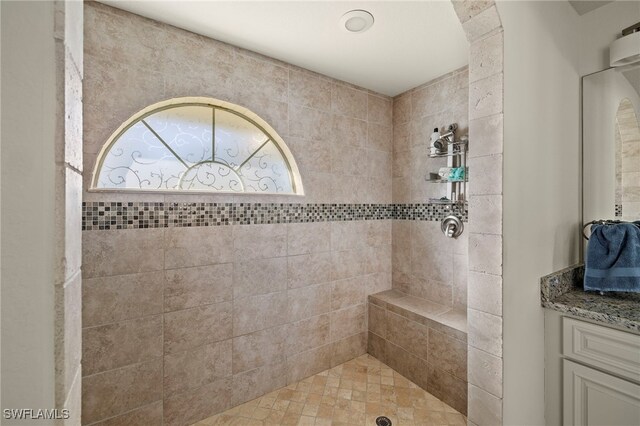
[{"x1": 340, "y1": 10, "x2": 374, "y2": 34}]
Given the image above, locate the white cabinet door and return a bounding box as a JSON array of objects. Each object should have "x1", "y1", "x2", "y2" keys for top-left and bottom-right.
[{"x1": 564, "y1": 359, "x2": 640, "y2": 426}]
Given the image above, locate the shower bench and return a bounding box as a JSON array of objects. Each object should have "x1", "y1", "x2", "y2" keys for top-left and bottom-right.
[{"x1": 367, "y1": 289, "x2": 468, "y2": 415}]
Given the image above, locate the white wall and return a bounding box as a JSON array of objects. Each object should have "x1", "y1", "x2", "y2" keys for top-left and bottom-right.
[
  {"x1": 579, "y1": 0, "x2": 640, "y2": 76},
  {"x1": 497, "y1": 1, "x2": 581, "y2": 424},
  {"x1": 1, "y1": 0, "x2": 58, "y2": 420}
]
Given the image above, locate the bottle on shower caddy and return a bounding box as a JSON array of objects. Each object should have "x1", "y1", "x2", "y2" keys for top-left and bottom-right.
[{"x1": 429, "y1": 128, "x2": 442, "y2": 155}]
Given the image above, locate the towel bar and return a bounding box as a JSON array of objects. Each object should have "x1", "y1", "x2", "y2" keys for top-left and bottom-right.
[{"x1": 583, "y1": 220, "x2": 640, "y2": 240}]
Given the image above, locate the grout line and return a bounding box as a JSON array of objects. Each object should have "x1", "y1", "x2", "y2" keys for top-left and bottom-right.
[{"x1": 83, "y1": 400, "x2": 162, "y2": 426}]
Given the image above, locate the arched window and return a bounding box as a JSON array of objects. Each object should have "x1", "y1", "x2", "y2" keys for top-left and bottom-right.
[{"x1": 91, "y1": 97, "x2": 303, "y2": 195}]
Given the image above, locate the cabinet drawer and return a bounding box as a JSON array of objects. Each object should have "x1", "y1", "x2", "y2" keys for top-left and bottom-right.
[{"x1": 563, "y1": 317, "x2": 640, "y2": 382}]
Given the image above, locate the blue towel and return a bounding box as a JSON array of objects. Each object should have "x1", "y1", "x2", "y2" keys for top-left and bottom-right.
[{"x1": 584, "y1": 222, "x2": 640, "y2": 292}]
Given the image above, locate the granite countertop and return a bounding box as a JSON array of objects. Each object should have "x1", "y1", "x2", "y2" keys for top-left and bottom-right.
[{"x1": 541, "y1": 264, "x2": 640, "y2": 333}]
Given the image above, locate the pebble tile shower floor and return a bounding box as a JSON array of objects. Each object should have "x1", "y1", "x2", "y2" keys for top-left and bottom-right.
[{"x1": 194, "y1": 355, "x2": 466, "y2": 426}]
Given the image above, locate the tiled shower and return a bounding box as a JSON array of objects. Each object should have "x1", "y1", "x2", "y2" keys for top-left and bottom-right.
[{"x1": 79, "y1": 2, "x2": 506, "y2": 425}]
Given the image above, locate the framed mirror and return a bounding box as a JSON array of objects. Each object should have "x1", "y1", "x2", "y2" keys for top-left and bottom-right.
[{"x1": 583, "y1": 66, "x2": 640, "y2": 224}]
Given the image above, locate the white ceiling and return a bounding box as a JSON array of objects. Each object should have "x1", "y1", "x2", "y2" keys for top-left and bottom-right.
[
  {"x1": 568, "y1": 1, "x2": 613, "y2": 15},
  {"x1": 99, "y1": 1, "x2": 469, "y2": 97}
]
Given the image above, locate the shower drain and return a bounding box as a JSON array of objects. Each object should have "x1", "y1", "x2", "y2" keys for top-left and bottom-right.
[{"x1": 375, "y1": 416, "x2": 392, "y2": 426}]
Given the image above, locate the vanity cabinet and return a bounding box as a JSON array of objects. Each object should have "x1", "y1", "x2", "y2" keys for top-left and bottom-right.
[
  {"x1": 560, "y1": 317, "x2": 640, "y2": 425},
  {"x1": 564, "y1": 359, "x2": 640, "y2": 425}
]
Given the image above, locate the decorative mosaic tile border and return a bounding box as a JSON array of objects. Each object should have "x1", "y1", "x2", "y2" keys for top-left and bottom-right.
[{"x1": 82, "y1": 202, "x2": 468, "y2": 231}]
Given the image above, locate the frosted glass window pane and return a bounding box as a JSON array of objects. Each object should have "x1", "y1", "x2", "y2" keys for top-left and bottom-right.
[
  {"x1": 215, "y1": 110, "x2": 270, "y2": 169},
  {"x1": 180, "y1": 162, "x2": 244, "y2": 192},
  {"x1": 97, "y1": 121, "x2": 186, "y2": 190},
  {"x1": 93, "y1": 98, "x2": 303, "y2": 194},
  {"x1": 144, "y1": 106, "x2": 213, "y2": 165},
  {"x1": 238, "y1": 141, "x2": 293, "y2": 193}
]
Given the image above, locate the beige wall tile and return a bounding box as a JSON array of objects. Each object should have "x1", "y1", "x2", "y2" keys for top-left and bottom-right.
[
  {"x1": 298, "y1": 171, "x2": 332, "y2": 204},
  {"x1": 331, "y1": 276, "x2": 366, "y2": 310},
  {"x1": 469, "y1": 30, "x2": 503, "y2": 83},
  {"x1": 290, "y1": 104, "x2": 332, "y2": 141},
  {"x1": 287, "y1": 314, "x2": 331, "y2": 355},
  {"x1": 367, "y1": 331, "x2": 387, "y2": 364},
  {"x1": 165, "y1": 263, "x2": 233, "y2": 312},
  {"x1": 83, "y1": 60, "x2": 165, "y2": 159},
  {"x1": 164, "y1": 377, "x2": 233, "y2": 426},
  {"x1": 164, "y1": 226, "x2": 233, "y2": 270},
  {"x1": 330, "y1": 221, "x2": 367, "y2": 251},
  {"x1": 59, "y1": 168, "x2": 83, "y2": 284},
  {"x1": 333, "y1": 115, "x2": 368, "y2": 148},
  {"x1": 331, "y1": 249, "x2": 367, "y2": 280},
  {"x1": 468, "y1": 346, "x2": 502, "y2": 398},
  {"x1": 59, "y1": 273, "x2": 82, "y2": 403},
  {"x1": 164, "y1": 302, "x2": 232, "y2": 354},
  {"x1": 287, "y1": 283, "x2": 331, "y2": 322},
  {"x1": 164, "y1": 339, "x2": 232, "y2": 397},
  {"x1": 83, "y1": 272, "x2": 164, "y2": 328},
  {"x1": 286, "y1": 137, "x2": 332, "y2": 174},
  {"x1": 286, "y1": 344, "x2": 332, "y2": 384},
  {"x1": 461, "y1": 5, "x2": 502, "y2": 43},
  {"x1": 289, "y1": 69, "x2": 332, "y2": 111},
  {"x1": 83, "y1": 229, "x2": 164, "y2": 278},
  {"x1": 233, "y1": 224, "x2": 287, "y2": 260},
  {"x1": 331, "y1": 332, "x2": 367, "y2": 367},
  {"x1": 366, "y1": 149, "x2": 392, "y2": 179},
  {"x1": 232, "y1": 52, "x2": 288, "y2": 103},
  {"x1": 468, "y1": 154, "x2": 503, "y2": 196},
  {"x1": 393, "y1": 93, "x2": 411, "y2": 125},
  {"x1": 332, "y1": 144, "x2": 368, "y2": 176},
  {"x1": 367, "y1": 302, "x2": 387, "y2": 339},
  {"x1": 367, "y1": 221, "x2": 392, "y2": 247},
  {"x1": 468, "y1": 383, "x2": 503, "y2": 426},
  {"x1": 288, "y1": 252, "x2": 332, "y2": 289},
  {"x1": 366, "y1": 272, "x2": 392, "y2": 297},
  {"x1": 368, "y1": 94, "x2": 393, "y2": 126},
  {"x1": 234, "y1": 291, "x2": 288, "y2": 336},
  {"x1": 386, "y1": 311, "x2": 429, "y2": 361},
  {"x1": 368, "y1": 123, "x2": 393, "y2": 152},
  {"x1": 469, "y1": 113, "x2": 503, "y2": 158},
  {"x1": 468, "y1": 272, "x2": 502, "y2": 316},
  {"x1": 383, "y1": 341, "x2": 428, "y2": 390},
  {"x1": 469, "y1": 233, "x2": 502, "y2": 276},
  {"x1": 393, "y1": 123, "x2": 411, "y2": 157},
  {"x1": 453, "y1": 254, "x2": 469, "y2": 310},
  {"x1": 451, "y1": 0, "x2": 494, "y2": 23},
  {"x1": 469, "y1": 195, "x2": 502, "y2": 235},
  {"x1": 232, "y1": 362, "x2": 287, "y2": 406},
  {"x1": 469, "y1": 73, "x2": 503, "y2": 120},
  {"x1": 233, "y1": 325, "x2": 288, "y2": 374},
  {"x1": 330, "y1": 304, "x2": 366, "y2": 342},
  {"x1": 393, "y1": 149, "x2": 411, "y2": 178},
  {"x1": 428, "y1": 329, "x2": 467, "y2": 380},
  {"x1": 287, "y1": 222, "x2": 331, "y2": 255},
  {"x1": 89, "y1": 401, "x2": 163, "y2": 426},
  {"x1": 427, "y1": 363, "x2": 468, "y2": 415},
  {"x1": 82, "y1": 315, "x2": 163, "y2": 376},
  {"x1": 411, "y1": 244, "x2": 454, "y2": 284},
  {"x1": 233, "y1": 257, "x2": 286, "y2": 299},
  {"x1": 468, "y1": 309, "x2": 503, "y2": 357},
  {"x1": 81, "y1": 359, "x2": 162, "y2": 424},
  {"x1": 332, "y1": 84, "x2": 367, "y2": 120}
]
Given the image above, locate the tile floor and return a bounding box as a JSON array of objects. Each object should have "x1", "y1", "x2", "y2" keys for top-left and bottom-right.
[{"x1": 194, "y1": 354, "x2": 466, "y2": 426}]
